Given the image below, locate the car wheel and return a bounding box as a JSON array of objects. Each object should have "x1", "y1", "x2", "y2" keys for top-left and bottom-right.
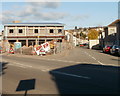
[
  {"x1": 110, "y1": 50, "x2": 113, "y2": 55},
  {"x1": 103, "y1": 50, "x2": 105, "y2": 53},
  {"x1": 110, "y1": 50, "x2": 112, "y2": 54}
]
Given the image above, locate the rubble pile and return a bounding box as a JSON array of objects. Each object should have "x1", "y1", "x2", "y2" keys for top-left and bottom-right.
[{"x1": 15, "y1": 46, "x2": 33, "y2": 55}]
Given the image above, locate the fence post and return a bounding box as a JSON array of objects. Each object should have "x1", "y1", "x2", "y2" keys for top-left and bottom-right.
[
  {"x1": 54, "y1": 45, "x2": 56, "y2": 55},
  {"x1": 60, "y1": 42, "x2": 61, "y2": 53},
  {"x1": 21, "y1": 48, "x2": 22, "y2": 55}
]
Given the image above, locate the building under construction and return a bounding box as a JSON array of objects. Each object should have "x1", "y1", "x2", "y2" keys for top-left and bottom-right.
[{"x1": 3, "y1": 21, "x2": 65, "y2": 47}]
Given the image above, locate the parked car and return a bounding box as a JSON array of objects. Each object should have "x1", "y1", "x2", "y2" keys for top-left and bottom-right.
[
  {"x1": 110, "y1": 45, "x2": 120, "y2": 55},
  {"x1": 118, "y1": 49, "x2": 120, "y2": 56},
  {"x1": 79, "y1": 43, "x2": 88, "y2": 47},
  {"x1": 103, "y1": 45, "x2": 113, "y2": 53},
  {"x1": 80, "y1": 44, "x2": 84, "y2": 47}
]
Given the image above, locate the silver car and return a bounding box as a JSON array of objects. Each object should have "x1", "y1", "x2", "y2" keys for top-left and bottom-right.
[{"x1": 110, "y1": 45, "x2": 120, "y2": 55}]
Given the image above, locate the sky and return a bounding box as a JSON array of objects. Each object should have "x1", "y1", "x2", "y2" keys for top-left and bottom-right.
[{"x1": 0, "y1": 0, "x2": 119, "y2": 31}]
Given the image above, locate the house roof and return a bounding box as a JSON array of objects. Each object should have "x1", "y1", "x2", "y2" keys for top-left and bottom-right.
[
  {"x1": 108, "y1": 19, "x2": 120, "y2": 26},
  {"x1": 4, "y1": 22, "x2": 65, "y2": 27}
]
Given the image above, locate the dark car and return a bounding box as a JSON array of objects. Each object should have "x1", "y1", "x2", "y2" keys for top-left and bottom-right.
[
  {"x1": 103, "y1": 45, "x2": 113, "y2": 53},
  {"x1": 110, "y1": 45, "x2": 120, "y2": 55},
  {"x1": 118, "y1": 49, "x2": 120, "y2": 56}
]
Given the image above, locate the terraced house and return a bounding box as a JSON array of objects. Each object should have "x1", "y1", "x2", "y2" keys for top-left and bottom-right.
[
  {"x1": 104, "y1": 19, "x2": 120, "y2": 45},
  {"x1": 3, "y1": 21, "x2": 65, "y2": 47}
]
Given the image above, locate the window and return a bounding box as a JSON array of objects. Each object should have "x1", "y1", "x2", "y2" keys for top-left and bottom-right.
[
  {"x1": 34, "y1": 29, "x2": 38, "y2": 33},
  {"x1": 50, "y1": 29, "x2": 54, "y2": 33},
  {"x1": 58, "y1": 29, "x2": 62, "y2": 33},
  {"x1": 110, "y1": 29, "x2": 115, "y2": 34},
  {"x1": 9, "y1": 29, "x2": 14, "y2": 33},
  {"x1": 19, "y1": 29, "x2": 23, "y2": 33}
]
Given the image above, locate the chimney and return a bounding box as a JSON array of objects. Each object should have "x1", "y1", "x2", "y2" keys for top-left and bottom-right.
[{"x1": 13, "y1": 21, "x2": 21, "y2": 23}]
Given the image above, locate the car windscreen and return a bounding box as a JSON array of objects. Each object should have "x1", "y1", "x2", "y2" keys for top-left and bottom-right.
[
  {"x1": 117, "y1": 46, "x2": 120, "y2": 48},
  {"x1": 107, "y1": 45, "x2": 112, "y2": 48}
]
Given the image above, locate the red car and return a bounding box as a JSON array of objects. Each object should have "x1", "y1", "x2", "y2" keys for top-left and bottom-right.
[
  {"x1": 80, "y1": 44, "x2": 84, "y2": 47},
  {"x1": 103, "y1": 45, "x2": 113, "y2": 53}
]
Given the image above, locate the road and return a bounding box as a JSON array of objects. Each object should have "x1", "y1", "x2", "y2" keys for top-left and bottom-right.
[{"x1": 0, "y1": 47, "x2": 120, "y2": 95}]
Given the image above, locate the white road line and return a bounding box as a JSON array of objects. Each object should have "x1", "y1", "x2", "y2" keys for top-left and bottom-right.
[
  {"x1": 46, "y1": 59, "x2": 51, "y2": 60},
  {"x1": 52, "y1": 71, "x2": 91, "y2": 79},
  {"x1": 56, "y1": 59, "x2": 65, "y2": 61},
  {"x1": 9, "y1": 63, "x2": 51, "y2": 71},
  {"x1": 2, "y1": 58, "x2": 100, "y2": 66},
  {"x1": 3, "y1": 56, "x2": 100, "y2": 65},
  {"x1": 40, "y1": 58, "x2": 75, "y2": 63},
  {"x1": 9, "y1": 64, "x2": 27, "y2": 68},
  {"x1": 50, "y1": 59, "x2": 56, "y2": 60},
  {"x1": 97, "y1": 61, "x2": 104, "y2": 65},
  {"x1": 41, "y1": 69, "x2": 50, "y2": 72},
  {"x1": 4, "y1": 61, "x2": 33, "y2": 68},
  {"x1": 84, "y1": 51, "x2": 103, "y2": 65},
  {"x1": 91, "y1": 57, "x2": 97, "y2": 60},
  {"x1": 7, "y1": 60, "x2": 52, "y2": 71},
  {"x1": 12, "y1": 62, "x2": 33, "y2": 68}
]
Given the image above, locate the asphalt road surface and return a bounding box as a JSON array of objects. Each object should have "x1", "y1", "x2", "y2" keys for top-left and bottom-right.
[{"x1": 0, "y1": 47, "x2": 120, "y2": 95}]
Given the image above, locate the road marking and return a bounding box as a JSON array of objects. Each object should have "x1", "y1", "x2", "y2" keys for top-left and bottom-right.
[
  {"x1": 52, "y1": 71, "x2": 91, "y2": 79},
  {"x1": 3, "y1": 55, "x2": 101, "y2": 65},
  {"x1": 84, "y1": 51, "x2": 103, "y2": 65},
  {"x1": 50, "y1": 59, "x2": 56, "y2": 60},
  {"x1": 8, "y1": 63, "x2": 52, "y2": 71},
  {"x1": 2, "y1": 58, "x2": 100, "y2": 66},
  {"x1": 97, "y1": 61, "x2": 103, "y2": 65},
  {"x1": 12, "y1": 62, "x2": 33, "y2": 68},
  {"x1": 4, "y1": 59, "x2": 52, "y2": 71},
  {"x1": 42, "y1": 58, "x2": 99, "y2": 64},
  {"x1": 5, "y1": 61, "x2": 33, "y2": 69},
  {"x1": 41, "y1": 69, "x2": 50, "y2": 72},
  {"x1": 9, "y1": 64, "x2": 27, "y2": 68},
  {"x1": 45, "y1": 58, "x2": 75, "y2": 63},
  {"x1": 91, "y1": 57, "x2": 97, "y2": 60},
  {"x1": 3, "y1": 57, "x2": 119, "y2": 71}
]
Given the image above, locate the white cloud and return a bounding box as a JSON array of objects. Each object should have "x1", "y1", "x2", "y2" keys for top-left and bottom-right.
[
  {"x1": 27, "y1": 2, "x2": 60, "y2": 9},
  {"x1": 1, "y1": 2, "x2": 66, "y2": 23},
  {"x1": 65, "y1": 14, "x2": 90, "y2": 22},
  {"x1": 72, "y1": 15, "x2": 89, "y2": 20},
  {"x1": 1, "y1": 2, "x2": 89, "y2": 24},
  {"x1": 25, "y1": 0, "x2": 60, "y2": 2},
  {"x1": 32, "y1": 11, "x2": 68, "y2": 21},
  {"x1": 2, "y1": 0, "x2": 119, "y2": 2},
  {"x1": 0, "y1": 15, "x2": 2, "y2": 21}
]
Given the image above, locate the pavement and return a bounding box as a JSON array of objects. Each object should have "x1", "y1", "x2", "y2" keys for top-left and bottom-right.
[{"x1": 1, "y1": 47, "x2": 71, "y2": 59}]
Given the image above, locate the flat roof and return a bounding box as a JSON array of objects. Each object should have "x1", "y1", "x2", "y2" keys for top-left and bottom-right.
[{"x1": 4, "y1": 22, "x2": 65, "y2": 27}]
